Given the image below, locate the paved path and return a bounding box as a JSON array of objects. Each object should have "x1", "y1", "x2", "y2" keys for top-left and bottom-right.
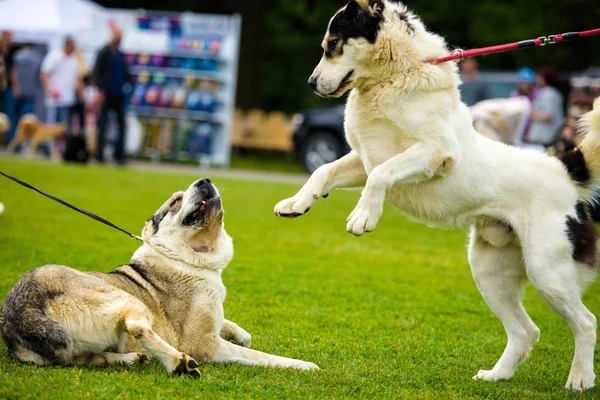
[
  {"x1": 129, "y1": 161, "x2": 308, "y2": 185},
  {"x1": 0, "y1": 152, "x2": 308, "y2": 185}
]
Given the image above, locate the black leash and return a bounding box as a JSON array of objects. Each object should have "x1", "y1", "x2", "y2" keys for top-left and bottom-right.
[{"x1": 0, "y1": 170, "x2": 143, "y2": 242}]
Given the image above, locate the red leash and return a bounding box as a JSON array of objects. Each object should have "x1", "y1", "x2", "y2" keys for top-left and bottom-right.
[{"x1": 428, "y1": 27, "x2": 600, "y2": 65}]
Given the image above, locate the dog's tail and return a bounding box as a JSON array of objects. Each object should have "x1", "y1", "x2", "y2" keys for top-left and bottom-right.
[
  {"x1": 0, "y1": 274, "x2": 72, "y2": 362},
  {"x1": 560, "y1": 98, "x2": 600, "y2": 204}
]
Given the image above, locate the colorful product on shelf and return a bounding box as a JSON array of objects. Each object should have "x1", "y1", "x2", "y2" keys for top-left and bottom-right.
[
  {"x1": 168, "y1": 57, "x2": 182, "y2": 69},
  {"x1": 125, "y1": 53, "x2": 138, "y2": 66},
  {"x1": 172, "y1": 76, "x2": 194, "y2": 109},
  {"x1": 197, "y1": 58, "x2": 218, "y2": 72},
  {"x1": 116, "y1": 10, "x2": 240, "y2": 165},
  {"x1": 138, "y1": 53, "x2": 151, "y2": 66},
  {"x1": 188, "y1": 123, "x2": 213, "y2": 156},
  {"x1": 130, "y1": 71, "x2": 150, "y2": 107},
  {"x1": 173, "y1": 120, "x2": 192, "y2": 156},
  {"x1": 151, "y1": 54, "x2": 167, "y2": 67},
  {"x1": 144, "y1": 73, "x2": 165, "y2": 107},
  {"x1": 185, "y1": 90, "x2": 202, "y2": 111},
  {"x1": 209, "y1": 40, "x2": 221, "y2": 53},
  {"x1": 141, "y1": 117, "x2": 162, "y2": 155},
  {"x1": 198, "y1": 80, "x2": 217, "y2": 113},
  {"x1": 181, "y1": 58, "x2": 196, "y2": 70},
  {"x1": 157, "y1": 119, "x2": 174, "y2": 155},
  {"x1": 159, "y1": 79, "x2": 178, "y2": 108}
]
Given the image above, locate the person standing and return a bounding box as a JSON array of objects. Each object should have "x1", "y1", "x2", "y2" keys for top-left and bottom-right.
[
  {"x1": 69, "y1": 49, "x2": 90, "y2": 137},
  {"x1": 13, "y1": 43, "x2": 43, "y2": 119},
  {"x1": 510, "y1": 68, "x2": 540, "y2": 103},
  {"x1": 93, "y1": 27, "x2": 130, "y2": 165},
  {"x1": 0, "y1": 31, "x2": 17, "y2": 143},
  {"x1": 40, "y1": 37, "x2": 80, "y2": 132},
  {"x1": 526, "y1": 67, "x2": 565, "y2": 147},
  {"x1": 458, "y1": 58, "x2": 489, "y2": 106}
]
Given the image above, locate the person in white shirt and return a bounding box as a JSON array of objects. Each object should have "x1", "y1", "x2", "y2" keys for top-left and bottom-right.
[{"x1": 40, "y1": 37, "x2": 81, "y2": 132}]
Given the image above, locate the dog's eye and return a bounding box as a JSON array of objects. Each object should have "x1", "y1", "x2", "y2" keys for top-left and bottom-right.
[
  {"x1": 329, "y1": 39, "x2": 339, "y2": 48},
  {"x1": 169, "y1": 197, "x2": 182, "y2": 210}
]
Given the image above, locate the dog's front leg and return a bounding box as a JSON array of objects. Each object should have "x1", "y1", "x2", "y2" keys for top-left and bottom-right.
[
  {"x1": 275, "y1": 151, "x2": 367, "y2": 217},
  {"x1": 214, "y1": 337, "x2": 318, "y2": 370},
  {"x1": 220, "y1": 319, "x2": 252, "y2": 348},
  {"x1": 347, "y1": 143, "x2": 456, "y2": 236}
]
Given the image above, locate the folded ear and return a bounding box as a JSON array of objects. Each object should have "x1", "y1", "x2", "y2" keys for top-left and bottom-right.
[{"x1": 351, "y1": 0, "x2": 384, "y2": 14}]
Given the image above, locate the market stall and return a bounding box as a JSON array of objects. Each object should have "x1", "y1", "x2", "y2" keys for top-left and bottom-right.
[{"x1": 92, "y1": 10, "x2": 241, "y2": 167}]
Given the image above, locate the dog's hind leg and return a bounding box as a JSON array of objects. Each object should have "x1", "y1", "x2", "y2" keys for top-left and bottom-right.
[
  {"x1": 13, "y1": 344, "x2": 52, "y2": 366},
  {"x1": 83, "y1": 352, "x2": 149, "y2": 366},
  {"x1": 520, "y1": 214, "x2": 596, "y2": 391},
  {"x1": 121, "y1": 308, "x2": 200, "y2": 378},
  {"x1": 469, "y1": 227, "x2": 540, "y2": 382}
]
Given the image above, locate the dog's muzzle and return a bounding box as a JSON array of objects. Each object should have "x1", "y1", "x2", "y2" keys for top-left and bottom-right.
[{"x1": 182, "y1": 179, "x2": 222, "y2": 226}]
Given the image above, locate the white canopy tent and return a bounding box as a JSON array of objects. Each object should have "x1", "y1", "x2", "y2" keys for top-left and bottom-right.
[{"x1": 0, "y1": 0, "x2": 105, "y2": 49}]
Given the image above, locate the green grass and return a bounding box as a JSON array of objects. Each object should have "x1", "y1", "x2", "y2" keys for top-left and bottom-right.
[
  {"x1": 0, "y1": 158, "x2": 598, "y2": 399},
  {"x1": 229, "y1": 151, "x2": 305, "y2": 174}
]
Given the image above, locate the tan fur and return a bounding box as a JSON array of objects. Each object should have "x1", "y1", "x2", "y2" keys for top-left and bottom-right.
[
  {"x1": 0, "y1": 113, "x2": 9, "y2": 137},
  {"x1": 2, "y1": 180, "x2": 318, "y2": 376},
  {"x1": 7, "y1": 114, "x2": 66, "y2": 156}
]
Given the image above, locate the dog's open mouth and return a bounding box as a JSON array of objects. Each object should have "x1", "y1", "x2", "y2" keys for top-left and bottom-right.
[
  {"x1": 329, "y1": 70, "x2": 354, "y2": 97},
  {"x1": 183, "y1": 197, "x2": 222, "y2": 226}
]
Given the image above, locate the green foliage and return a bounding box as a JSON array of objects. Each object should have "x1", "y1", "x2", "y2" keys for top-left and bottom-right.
[
  {"x1": 1, "y1": 159, "x2": 600, "y2": 398},
  {"x1": 262, "y1": 0, "x2": 600, "y2": 112},
  {"x1": 261, "y1": 0, "x2": 346, "y2": 113}
]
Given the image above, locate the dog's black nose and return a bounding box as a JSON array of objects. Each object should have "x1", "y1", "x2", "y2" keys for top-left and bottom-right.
[
  {"x1": 195, "y1": 178, "x2": 211, "y2": 188},
  {"x1": 307, "y1": 76, "x2": 318, "y2": 90}
]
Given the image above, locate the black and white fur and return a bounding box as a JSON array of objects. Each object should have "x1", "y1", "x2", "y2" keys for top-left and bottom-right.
[{"x1": 276, "y1": 0, "x2": 600, "y2": 391}]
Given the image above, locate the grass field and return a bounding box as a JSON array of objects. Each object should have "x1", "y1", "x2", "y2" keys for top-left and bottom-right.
[{"x1": 0, "y1": 158, "x2": 599, "y2": 399}]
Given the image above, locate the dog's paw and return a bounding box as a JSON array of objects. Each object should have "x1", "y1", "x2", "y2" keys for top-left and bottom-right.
[
  {"x1": 121, "y1": 352, "x2": 148, "y2": 365},
  {"x1": 346, "y1": 197, "x2": 383, "y2": 236},
  {"x1": 289, "y1": 360, "x2": 320, "y2": 371},
  {"x1": 232, "y1": 331, "x2": 252, "y2": 349},
  {"x1": 172, "y1": 354, "x2": 201, "y2": 378},
  {"x1": 274, "y1": 195, "x2": 315, "y2": 218},
  {"x1": 566, "y1": 366, "x2": 595, "y2": 391},
  {"x1": 472, "y1": 369, "x2": 513, "y2": 382}
]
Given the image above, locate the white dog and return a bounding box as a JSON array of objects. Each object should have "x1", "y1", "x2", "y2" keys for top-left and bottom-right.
[{"x1": 275, "y1": 0, "x2": 600, "y2": 391}]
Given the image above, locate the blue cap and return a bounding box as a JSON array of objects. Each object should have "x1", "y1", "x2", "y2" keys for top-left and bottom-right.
[{"x1": 518, "y1": 68, "x2": 535, "y2": 83}]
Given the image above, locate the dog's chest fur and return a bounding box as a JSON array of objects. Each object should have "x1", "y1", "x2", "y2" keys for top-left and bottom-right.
[
  {"x1": 345, "y1": 91, "x2": 415, "y2": 172},
  {"x1": 344, "y1": 88, "x2": 476, "y2": 225},
  {"x1": 101, "y1": 264, "x2": 226, "y2": 349}
]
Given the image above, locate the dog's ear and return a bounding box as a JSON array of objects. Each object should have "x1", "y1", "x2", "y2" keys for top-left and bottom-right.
[{"x1": 350, "y1": 0, "x2": 384, "y2": 14}]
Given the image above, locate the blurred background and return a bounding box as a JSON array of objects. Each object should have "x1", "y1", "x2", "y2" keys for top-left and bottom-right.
[{"x1": 0, "y1": 0, "x2": 599, "y2": 173}]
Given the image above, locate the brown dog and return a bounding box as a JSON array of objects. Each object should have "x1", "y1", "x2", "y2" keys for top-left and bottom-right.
[{"x1": 7, "y1": 114, "x2": 66, "y2": 156}]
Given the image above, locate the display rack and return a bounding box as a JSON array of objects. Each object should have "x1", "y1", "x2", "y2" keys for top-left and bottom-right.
[{"x1": 90, "y1": 10, "x2": 241, "y2": 167}]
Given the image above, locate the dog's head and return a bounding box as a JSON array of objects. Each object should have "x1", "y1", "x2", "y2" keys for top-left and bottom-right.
[
  {"x1": 141, "y1": 178, "x2": 232, "y2": 268},
  {"x1": 309, "y1": 0, "x2": 449, "y2": 97}
]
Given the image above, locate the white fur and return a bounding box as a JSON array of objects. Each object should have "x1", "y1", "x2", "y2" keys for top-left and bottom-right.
[{"x1": 276, "y1": 0, "x2": 600, "y2": 391}]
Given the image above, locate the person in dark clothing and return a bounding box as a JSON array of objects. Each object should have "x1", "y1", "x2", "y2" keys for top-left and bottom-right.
[
  {"x1": 13, "y1": 43, "x2": 43, "y2": 119},
  {"x1": 458, "y1": 58, "x2": 489, "y2": 107},
  {"x1": 93, "y1": 27, "x2": 130, "y2": 164}
]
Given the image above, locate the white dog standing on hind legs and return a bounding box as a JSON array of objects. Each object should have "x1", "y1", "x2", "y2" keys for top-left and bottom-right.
[{"x1": 275, "y1": 0, "x2": 600, "y2": 390}]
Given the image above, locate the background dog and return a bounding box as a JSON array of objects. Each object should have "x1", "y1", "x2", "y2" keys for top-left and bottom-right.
[
  {"x1": 0, "y1": 178, "x2": 318, "y2": 376},
  {"x1": 7, "y1": 114, "x2": 66, "y2": 157},
  {"x1": 275, "y1": 0, "x2": 600, "y2": 391}
]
